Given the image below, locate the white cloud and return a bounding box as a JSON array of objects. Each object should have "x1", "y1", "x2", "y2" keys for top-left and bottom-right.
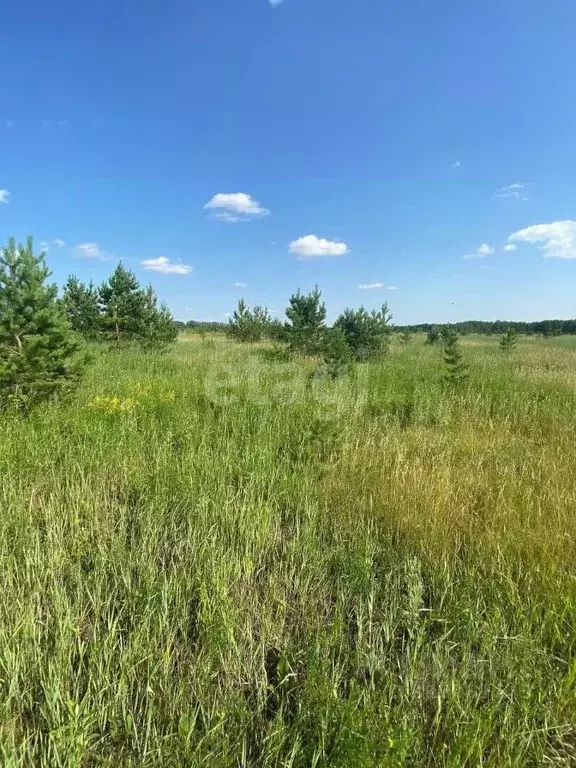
[
  {"x1": 0, "y1": 189, "x2": 10, "y2": 203},
  {"x1": 496, "y1": 182, "x2": 528, "y2": 201},
  {"x1": 503, "y1": 243, "x2": 517, "y2": 252},
  {"x1": 388, "y1": 285, "x2": 398, "y2": 291},
  {"x1": 40, "y1": 238, "x2": 66, "y2": 252},
  {"x1": 463, "y1": 242, "x2": 494, "y2": 259},
  {"x1": 72, "y1": 242, "x2": 114, "y2": 261},
  {"x1": 508, "y1": 221, "x2": 576, "y2": 259},
  {"x1": 269, "y1": 0, "x2": 283, "y2": 5},
  {"x1": 233, "y1": 281, "x2": 249, "y2": 288},
  {"x1": 359, "y1": 282, "x2": 385, "y2": 290},
  {"x1": 222, "y1": 312, "x2": 232, "y2": 318},
  {"x1": 289, "y1": 234, "x2": 349, "y2": 260},
  {"x1": 477, "y1": 243, "x2": 494, "y2": 256},
  {"x1": 204, "y1": 192, "x2": 269, "y2": 222},
  {"x1": 141, "y1": 256, "x2": 193, "y2": 275},
  {"x1": 452, "y1": 160, "x2": 461, "y2": 168}
]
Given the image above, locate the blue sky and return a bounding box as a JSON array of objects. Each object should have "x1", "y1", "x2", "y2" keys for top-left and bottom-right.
[{"x1": 1, "y1": 0, "x2": 576, "y2": 324}]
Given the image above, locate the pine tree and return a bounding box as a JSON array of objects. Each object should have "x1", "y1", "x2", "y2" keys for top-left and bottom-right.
[
  {"x1": 500, "y1": 327, "x2": 517, "y2": 354},
  {"x1": 285, "y1": 287, "x2": 327, "y2": 356},
  {"x1": 228, "y1": 298, "x2": 264, "y2": 342},
  {"x1": 62, "y1": 275, "x2": 100, "y2": 339},
  {"x1": 98, "y1": 264, "x2": 146, "y2": 345},
  {"x1": 333, "y1": 303, "x2": 392, "y2": 361},
  {"x1": 426, "y1": 326, "x2": 441, "y2": 344},
  {"x1": 0, "y1": 237, "x2": 85, "y2": 409},
  {"x1": 443, "y1": 328, "x2": 468, "y2": 386},
  {"x1": 140, "y1": 285, "x2": 178, "y2": 351}
]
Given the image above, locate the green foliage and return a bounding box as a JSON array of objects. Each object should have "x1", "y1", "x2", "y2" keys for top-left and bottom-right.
[
  {"x1": 0, "y1": 237, "x2": 85, "y2": 409},
  {"x1": 140, "y1": 285, "x2": 179, "y2": 351},
  {"x1": 443, "y1": 328, "x2": 468, "y2": 386},
  {"x1": 98, "y1": 264, "x2": 147, "y2": 345},
  {"x1": 62, "y1": 275, "x2": 100, "y2": 339},
  {"x1": 98, "y1": 264, "x2": 177, "y2": 350},
  {"x1": 400, "y1": 329, "x2": 412, "y2": 345},
  {"x1": 265, "y1": 317, "x2": 287, "y2": 342},
  {"x1": 321, "y1": 327, "x2": 353, "y2": 379},
  {"x1": 334, "y1": 303, "x2": 393, "y2": 361},
  {"x1": 227, "y1": 298, "x2": 272, "y2": 342},
  {"x1": 500, "y1": 327, "x2": 518, "y2": 353},
  {"x1": 426, "y1": 326, "x2": 441, "y2": 344},
  {"x1": 285, "y1": 286, "x2": 326, "y2": 356}
]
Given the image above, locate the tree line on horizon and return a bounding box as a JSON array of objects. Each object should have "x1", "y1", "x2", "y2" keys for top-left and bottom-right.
[{"x1": 178, "y1": 316, "x2": 576, "y2": 338}]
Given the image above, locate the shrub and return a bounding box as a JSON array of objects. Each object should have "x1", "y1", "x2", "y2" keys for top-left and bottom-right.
[
  {"x1": 500, "y1": 327, "x2": 517, "y2": 354},
  {"x1": 228, "y1": 299, "x2": 272, "y2": 342},
  {"x1": 443, "y1": 328, "x2": 468, "y2": 386},
  {"x1": 333, "y1": 303, "x2": 392, "y2": 361}
]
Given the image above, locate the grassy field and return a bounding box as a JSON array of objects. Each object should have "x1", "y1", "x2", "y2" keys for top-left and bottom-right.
[{"x1": 0, "y1": 332, "x2": 575, "y2": 766}]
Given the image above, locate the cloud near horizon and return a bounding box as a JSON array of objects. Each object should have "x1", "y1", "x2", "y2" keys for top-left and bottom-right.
[
  {"x1": 359, "y1": 282, "x2": 384, "y2": 290},
  {"x1": 508, "y1": 221, "x2": 576, "y2": 259},
  {"x1": 289, "y1": 234, "x2": 349, "y2": 260},
  {"x1": 141, "y1": 256, "x2": 193, "y2": 275},
  {"x1": 0, "y1": 189, "x2": 10, "y2": 203}
]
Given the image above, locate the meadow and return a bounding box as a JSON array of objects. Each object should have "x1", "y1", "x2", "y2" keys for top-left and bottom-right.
[{"x1": 0, "y1": 332, "x2": 575, "y2": 766}]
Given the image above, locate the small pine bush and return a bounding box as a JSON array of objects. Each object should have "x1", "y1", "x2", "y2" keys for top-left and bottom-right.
[
  {"x1": 500, "y1": 327, "x2": 517, "y2": 354},
  {"x1": 443, "y1": 328, "x2": 468, "y2": 386}
]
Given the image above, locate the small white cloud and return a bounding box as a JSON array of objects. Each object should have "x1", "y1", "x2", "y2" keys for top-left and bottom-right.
[
  {"x1": 57, "y1": 120, "x2": 68, "y2": 126},
  {"x1": 452, "y1": 160, "x2": 461, "y2": 168},
  {"x1": 269, "y1": 0, "x2": 283, "y2": 5},
  {"x1": 463, "y1": 242, "x2": 494, "y2": 259},
  {"x1": 72, "y1": 242, "x2": 114, "y2": 261},
  {"x1": 204, "y1": 192, "x2": 269, "y2": 222},
  {"x1": 0, "y1": 189, "x2": 10, "y2": 203},
  {"x1": 141, "y1": 256, "x2": 193, "y2": 275},
  {"x1": 496, "y1": 182, "x2": 528, "y2": 201},
  {"x1": 359, "y1": 282, "x2": 385, "y2": 290},
  {"x1": 503, "y1": 243, "x2": 517, "y2": 252},
  {"x1": 41, "y1": 238, "x2": 66, "y2": 251},
  {"x1": 477, "y1": 243, "x2": 495, "y2": 256},
  {"x1": 289, "y1": 234, "x2": 349, "y2": 260},
  {"x1": 222, "y1": 312, "x2": 232, "y2": 318},
  {"x1": 233, "y1": 281, "x2": 249, "y2": 288},
  {"x1": 508, "y1": 220, "x2": 576, "y2": 259},
  {"x1": 388, "y1": 285, "x2": 398, "y2": 291}
]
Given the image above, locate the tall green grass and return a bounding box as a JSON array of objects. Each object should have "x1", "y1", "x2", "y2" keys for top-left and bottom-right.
[{"x1": 0, "y1": 333, "x2": 574, "y2": 766}]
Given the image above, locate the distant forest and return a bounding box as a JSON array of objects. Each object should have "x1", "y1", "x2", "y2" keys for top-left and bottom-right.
[{"x1": 177, "y1": 318, "x2": 576, "y2": 337}]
